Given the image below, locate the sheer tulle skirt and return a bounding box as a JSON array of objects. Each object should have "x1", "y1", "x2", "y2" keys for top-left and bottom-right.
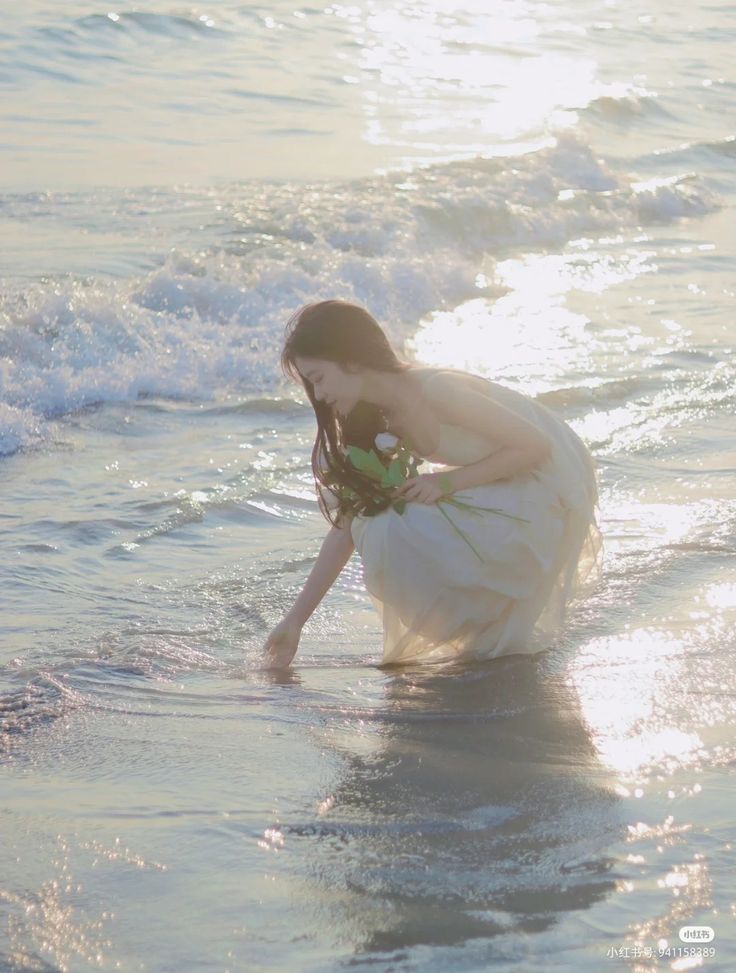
[{"x1": 349, "y1": 458, "x2": 602, "y2": 666}]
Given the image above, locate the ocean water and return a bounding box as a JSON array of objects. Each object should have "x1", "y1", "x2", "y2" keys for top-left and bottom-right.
[{"x1": 2, "y1": 0, "x2": 735, "y2": 970}]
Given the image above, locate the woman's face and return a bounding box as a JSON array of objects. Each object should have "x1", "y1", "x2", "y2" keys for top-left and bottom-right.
[{"x1": 293, "y1": 355, "x2": 363, "y2": 417}]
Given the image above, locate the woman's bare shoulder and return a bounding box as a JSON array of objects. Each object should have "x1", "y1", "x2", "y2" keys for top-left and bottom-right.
[{"x1": 407, "y1": 364, "x2": 491, "y2": 392}]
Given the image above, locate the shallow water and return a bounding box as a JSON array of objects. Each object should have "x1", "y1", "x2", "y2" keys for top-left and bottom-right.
[{"x1": 2, "y1": 0, "x2": 736, "y2": 970}]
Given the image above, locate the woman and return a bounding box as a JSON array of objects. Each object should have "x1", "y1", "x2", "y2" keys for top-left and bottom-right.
[{"x1": 262, "y1": 299, "x2": 602, "y2": 668}]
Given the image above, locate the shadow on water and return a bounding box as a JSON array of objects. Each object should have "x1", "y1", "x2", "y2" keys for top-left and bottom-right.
[{"x1": 285, "y1": 654, "x2": 626, "y2": 958}]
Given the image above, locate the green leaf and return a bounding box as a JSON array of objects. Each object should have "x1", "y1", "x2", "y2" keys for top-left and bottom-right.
[
  {"x1": 384, "y1": 458, "x2": 406, "y2": 487},
  {"x1": 346, "y1": 445, "x2": 386, "y2": 481}
]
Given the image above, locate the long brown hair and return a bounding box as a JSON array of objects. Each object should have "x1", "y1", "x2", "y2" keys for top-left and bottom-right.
[{"x1": 280, "y1": 300, "x2": 412, "y2": 527}]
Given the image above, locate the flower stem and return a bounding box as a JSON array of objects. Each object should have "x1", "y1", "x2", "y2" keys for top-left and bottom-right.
[
  {"x1": 436, "y1": 500, "x2": 486, "y2": 563},
  {"x1": 443, "y1": 496, "x2": 530, "y2": 524}
]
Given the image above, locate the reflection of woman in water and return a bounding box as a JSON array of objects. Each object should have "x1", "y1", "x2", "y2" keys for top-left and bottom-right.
[
  {"x1": 288, "y1": 658, "x2": 621, "y2": 954},
  {"x1": 263, "y1": 299, "x2": 601, "y2": 669}
]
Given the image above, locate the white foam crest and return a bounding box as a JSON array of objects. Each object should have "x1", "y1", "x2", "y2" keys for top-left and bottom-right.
[
  {"x1": 632, "y1": 173, "x2": 718, "y2": 221},
  {"x1": 0, "y1": 134, "x2": 721, "y2": 455},
  {"x1": 585, "y1": 87, "x2": 672, "y2": 123},
  {"x1": 0, "y1": 402, "x2": 42, "y2": 456}
]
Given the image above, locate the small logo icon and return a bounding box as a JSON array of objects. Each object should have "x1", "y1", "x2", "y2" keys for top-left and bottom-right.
[{"x1": 679, "y1": 926, "x2": 715, "y2": 943}]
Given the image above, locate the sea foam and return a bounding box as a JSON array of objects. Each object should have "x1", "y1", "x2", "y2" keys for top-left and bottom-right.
[{"x1": 0, "y1": 134, "x2": 720, "y2": 456}]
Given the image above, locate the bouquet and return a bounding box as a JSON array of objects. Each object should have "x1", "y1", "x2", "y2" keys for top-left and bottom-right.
[{"x1": 323, "y1": 432, "x2": 529, "y2": 564}]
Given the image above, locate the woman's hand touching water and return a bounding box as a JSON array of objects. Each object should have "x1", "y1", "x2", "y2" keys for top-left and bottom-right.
[
  {"x1": 260, "y1": 523, "x2": 355, "y2": 670},
  {"x1": 262, "y1": 617, "x2": 303, "y2": 669}
]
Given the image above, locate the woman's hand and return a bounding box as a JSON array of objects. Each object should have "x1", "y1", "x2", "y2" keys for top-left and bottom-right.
[
  {"x1": 262, "y1": 617, "x2": 303, "y2": 669},
  {"x1": 394, "y1": 471, "x2": 453, "y2": 505}
]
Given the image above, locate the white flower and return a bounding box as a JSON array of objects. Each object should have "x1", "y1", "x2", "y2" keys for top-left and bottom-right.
[{"x1": 374, "y1": 432, "x2": 399, "y2": 451}]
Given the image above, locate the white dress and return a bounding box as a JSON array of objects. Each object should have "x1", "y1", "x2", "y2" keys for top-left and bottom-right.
[{"x1": 348, "y1": 367, "x2": 602, "y2": 666}]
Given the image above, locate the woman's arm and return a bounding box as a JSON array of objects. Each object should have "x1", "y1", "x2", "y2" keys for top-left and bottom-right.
[
  {"x1": 395, "y1": 371, "x2": 552, "y2": 502},
  {"x1": 425, "y1": 370, "x2": 552, "y2": 489},
  {"x1": 284, "y1": 519, "x2": 355, "y2": 627},
  {"x1": 441, "y1": 442, "x2": 550, "y2": 492},
  {"x1": 395, "y1": 443, "x2": 550, "y2": 505},
  {"x1": 263, "y1": 519, "x2": 355, "y2": 668}
]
